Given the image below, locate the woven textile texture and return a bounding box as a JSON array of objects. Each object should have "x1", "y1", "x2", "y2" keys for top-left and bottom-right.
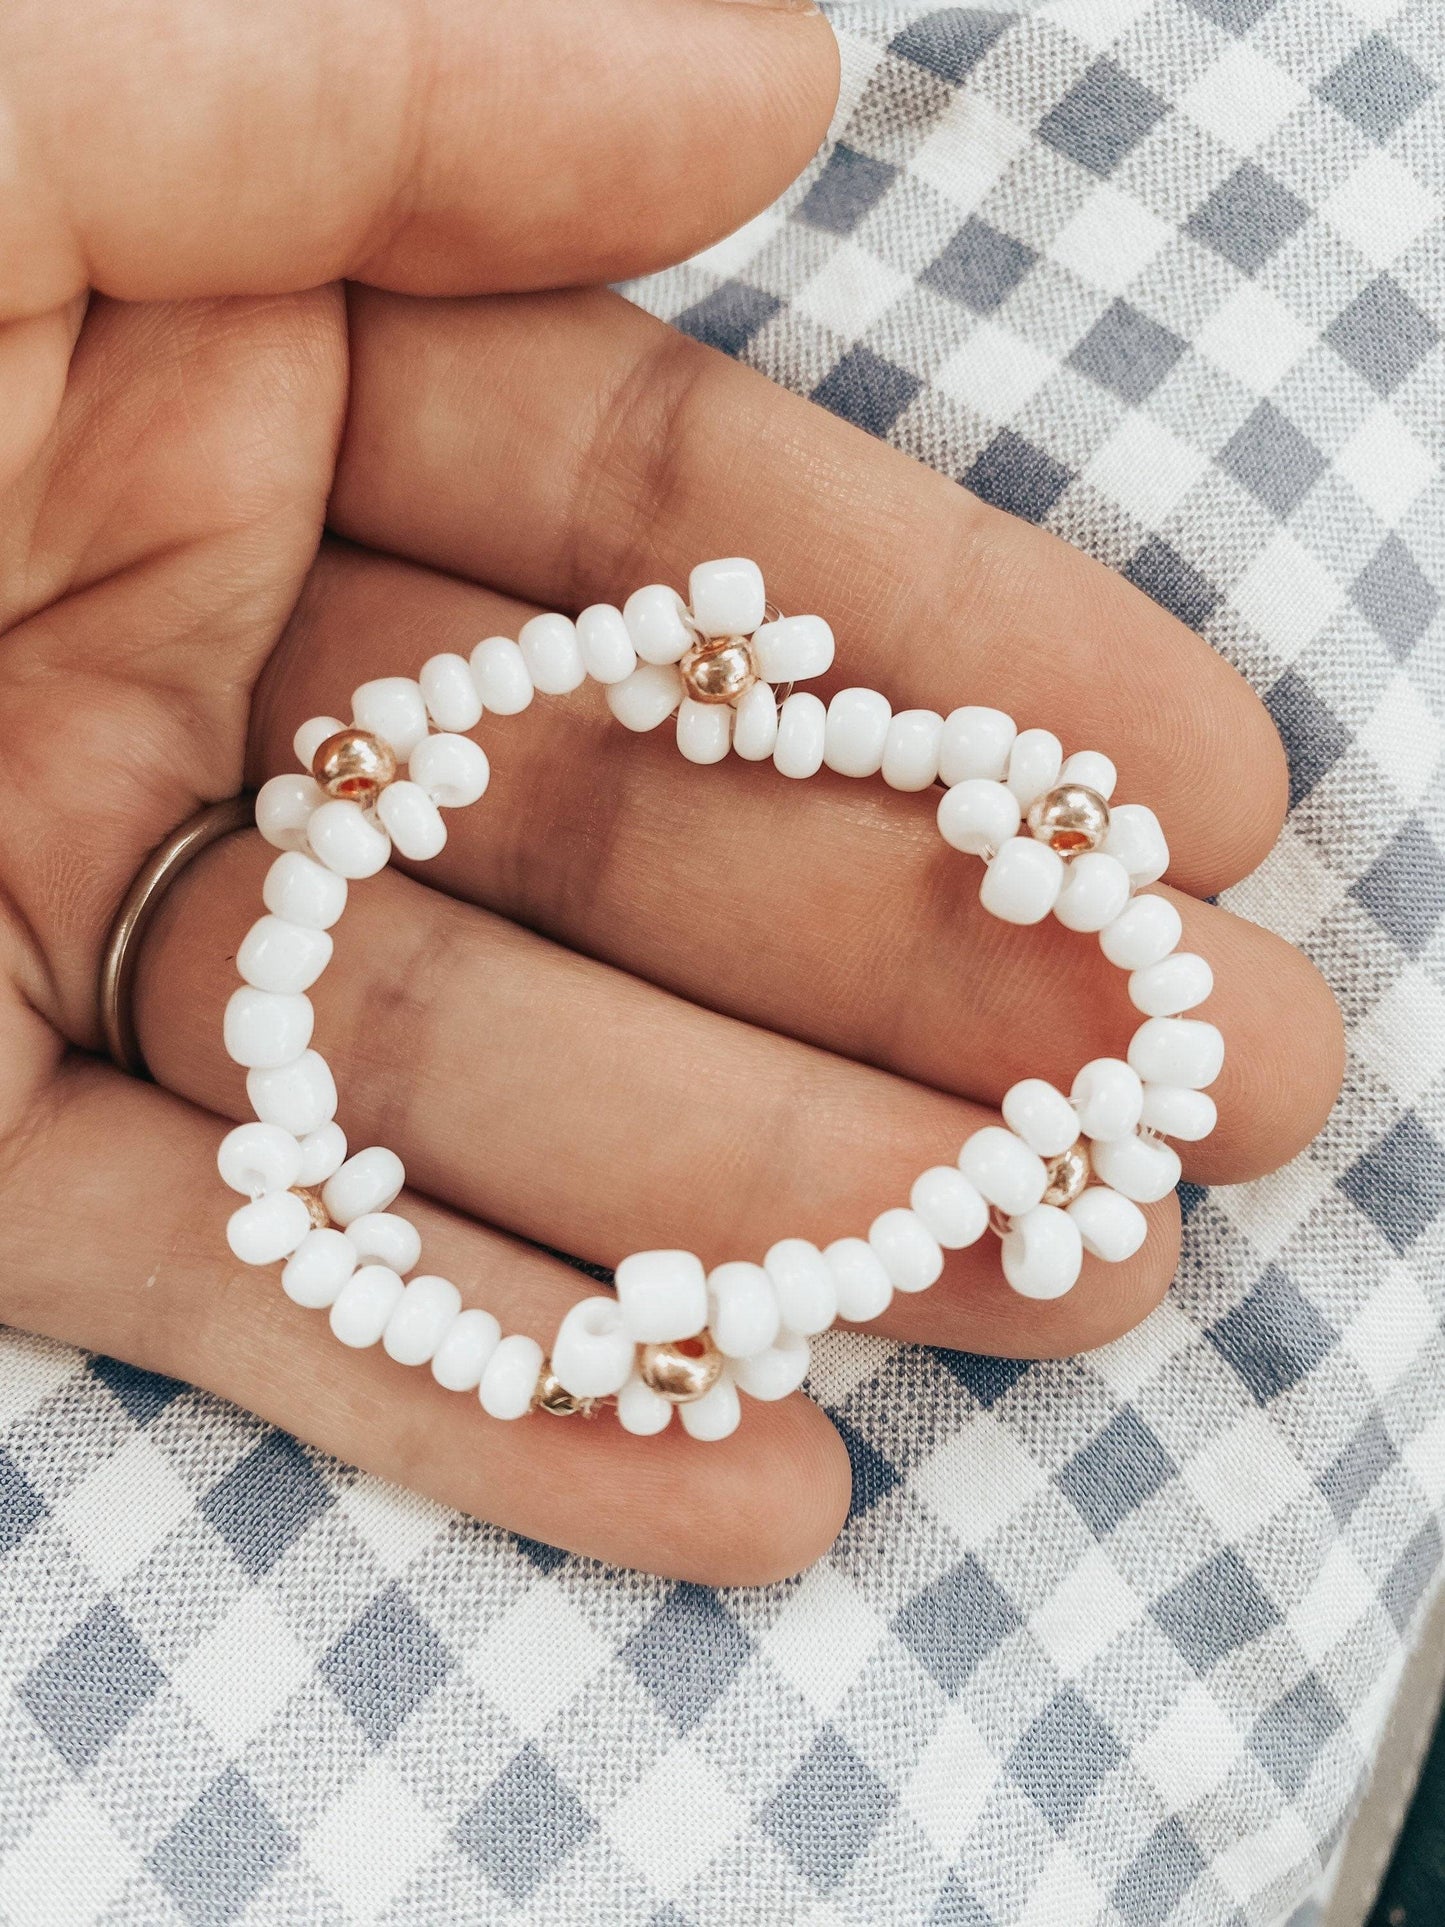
[{"x1": 3, "y1": 3, "x2": 1444, "y2": 1922}]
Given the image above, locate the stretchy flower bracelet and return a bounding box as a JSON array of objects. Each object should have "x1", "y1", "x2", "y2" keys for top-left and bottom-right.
[{"x1": 217, "y1": 559, "x2": 1222, "y2": 1442}]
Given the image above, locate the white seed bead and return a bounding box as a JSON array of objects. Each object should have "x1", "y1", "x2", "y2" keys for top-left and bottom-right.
[
  {"x1": 307, "y1": 799, "x2": 391, "y2": 879},
  {"x1": 617, "y1": 1374, "x2": 674, "y2": 1436},
  {"x1": 247, "y1": 1051, "x2": 337, "y2": 1136},
  {"x1": 1099, "y1": 894, "x2": 1183, "y2": 970},
  {"x1": 263, "y1": 851, "x2": 348, "y2": 931},
  {"x1": 346, "y1": 1212, "x2": 422, "y2": 1274},
  {"x1": 959, "y1": 1126, "x2": 1048, "y2": 1216},
  {"x1": 237, "y1": 916, "x2": 333, "y2": 996},
  {"x1": 623, "y1": 584, "x2": 692, "y2": 665},
  {"x1": 823, "y1": 1237, "x2": 895, "y2": 1322},
  {"x1": 939, "y1": 706, "x2": 1016, "y2": 785},
  {"x1": 330, "y1": 1265, "x2": 405, "y2": 1348},
  {"x1": 614, "y1": 1249, "x2": 708, "y2": 1344},
  {"x1": 1001, "y1": 1204, "x2": 1084, "y2": 1299},
  {"x1": 1057, "y1": 750, "x2": 1117, "y2": 800},
  {"x1": 707, "y1": 1262, "x2": 781, "y2": 1359},
  {"x1": 550, "y1": 1297, "x2": 635, "y2": 1399},
  {"x1": 479, "y1": 1334, "x2": 545, "y2": 1420},
  {"x1": 295, "y1": 1120, "x2": 348, "y2": 1186},
  {"x1": 518, "y1": 612, "x2": 586, "y2": 695},
  {"x1": 255, "y1": 774, "x2": 324, "y2": 853},
  {"x1": 676, "y1": 698, "x2": 732, "y2": 765},
  {"x1": 732, "y1": 681, "x2": 780, "y2": 761},
  {"x1": 731, "y1": 1332, "x2": 810, "y2": 1401},
  {"x1": 1127, "y1": 1017, "x2": 1224, "y2": 1090},
  {"x1": 469, "y1": 636, "x2": 534, "y2": 714},
  {"x1": 1001, "y1": 1080, "x2": 1080, "y2": 1159},
  {"x1": 409, "y1": 733, "x2": 489, "y2": 809},
  {"x1": 774, "y1": 692, "x2": 826, "y2": 779},
  {"x1": 882, "y1": 709, "x2": 944, "y2": 792},
  {"x1": 431, "y1": 1308, "x2": 502, "y2": 1392},
  {"x1": 679, "y1": 1375, "x2": 742, "y2": 1441},
  {"x1": 1104, "y1": 803, "x2": 1169, "y2": 885},
  {"x1": 419, "y1": 653, "x2": 483, "y2": 732},
  {"x1": 1053, "y1": 853, "x2": 1132, "y2": 934},
  {"x1": 227, "y1": 1191, "x2": 312, "y2": 1267},
  {"x1": 1090, "y1": 1133, "x2": 1182, "y2": 1203},
  {"x1": 605, "y1": 662, "x2": 683, "y2": 732},
  {"x1": 1005, "y1": 728, "x2": 1063, "y2": 806},
  {"x1": 352, "y1": 677, "x2": 429, "y2": 759},
  {"x1": 824, "y1": 688, "x2": 891, "y2": 778},
  {"x1": 376, "y1": 781, "x2": 446, "y2": 861},
  {"x1": 223, "y1": 987, "x2": 313, "y2": 1070},
  {"x1": 752, "y1": 614, "x2": 834, "y2": 683},
  {"x1": 1129, "y1": 952, "x2": 1214, "y2": 1017},
  {"x1": 689, "y1": 557, "x2": 765, "y2": 638},
  {"x1": 909, "y1": 1166, "x2": 989, "y2": 1248},
  {"x1": 576, "y1": 604, "x2": 638, "y2": 685},
  {"x1": 1070, "y1": 1058, "x2": 1144, "y2": 1142},
  {"x1": 383, "y1": 1275, "x2": 462, "y2": 1366},
  {"x1": 281, "y1": 1228, "x2": 357, "y2": 1308},
  {"x1": 294, "y1": 716, "x2": 346, "y2": 770},
  {"x1": 937, "y1": 779, "x2": 1021, "y2": 857},
  {"x1": 980, "y1": 838, "x2": 1064, "y2": 925},
  {"x1": 867, "y1": 1208, "x2": 945, "y2": 1293},
  {"x1": 763, "y1": 1239, "x2": 837, "y2": 1334},
  {"x1": 218, "y1": 1122, "x2": 302, "y2": 1198},
  {"x1": 1068, "y1": 1188, "x2": 1148, "y2": 1262},
  {"x1": 322, "y1": 1147, "x2": 405, "y2": 1227},
  {"x1": 1139, "y1": 1084, "x2": 1218, "y2": 1141}
]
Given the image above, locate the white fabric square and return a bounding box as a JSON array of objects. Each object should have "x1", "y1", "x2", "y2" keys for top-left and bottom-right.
[
  {"x1": 1085, "y1": 412, "x2": 1209, "y2": 524},
  {"x1": 901, "y1": 1702, "x2": 999, "y2": 1856},
  {"x1": 1289, "y1": 1539, "x2": 1380, "y2": 1671},
  {"x1": 1184, "y1": 1410, "x2": 1313, "y2": 1540},
  {"x1": 911, "y1": 93, "x2": 1031, "y2": 213},
  {"x1": 1049, "y1": 184, "x2": 1174, "y2": 295},
  {"x1": 1334, "y1": 406, "x2": 1437, "y2": 526},
  {"x1": 306, "y1": 1759, "x2": 445, "y2": 1924},
  {"x1": 334, "y1": 1478, "x2": 454, "y2": 1577},
  {"x1": 1228, "y1": 529, "x2": 1345, "y2": 665},
  {"x1": 914, "y1": 1414, "x2": 1050, "y2": 1549},
  {"x1": 1344, "y1": 1259, "x2": 1440, "y2": 1397},
  {"x1": 59, "y1": 1433, "x2": 194, "y2": 1585},
  {"x1": 1182, "y1": 43, "x2": 1308, "y2": 155},
  {"x1": 760, "y1": 1564, "x2": 886, "y2": 1716},
  {"x1": 1020, "y1": 1843, "x2": 1103, "y2": 1927},
  {"x1": 1030, "y1": 1546, "x2": 1143, "y2": 1677},
  {"x1": 1354, "y1": 962, "x2": 1445, "y2": 1104},
  {"x1": 0, "y1": 1333, "x2": 83, "y2": 1425},
  {"x1": 1220, "y1": 825, "x2": 1348, "y2": 951},
  {"x1": 687, "y1": 206, "x2": 784, "y2": 282},
  {"x1": 1040, "y1": 0, "x2": 1156, "y2": 50},
  {"x1": 466, "y1": 1584, "x2": 614, "y2": 1736},
  {"x1": 1324, "y1": 149, "x2": 1439, "y2": 268},
  {"x1": 1136, "y1": 1682, "x2": 1248, "y2": 1811},
  {"x1": 0, "y1": 1786, "x2": 132, "y2": 1927},
  {"x1": 1401, "y1": 1408, "x2": 1445, "y2": 1510},
  {"x1": 1215, "y1": 1809, "x2": 1319, "y2": 1906},
  {"x1": 934, "y1": 318, "x2": 1058, "y2": 421},
  {"x1": 1196, "y1": 283, "x2": 1315, "y2": 395},
  {"x1": 1089, "y1": 1301, "x2": 1200, "y2": 1401},
  {"x1": 795, "y1": 240, "x2": 914, "y2": 338},
  {"x1": 1358, "y1": 674, "x2": 1444, "y2": 810},
  {"x1": 607, "y1": 1743, "x2": 746, "y2": 1895},
  {"x1": 1214, "y1": 1155, "x2": 1333, "y2": 1263},
  {"x1": 804, "y1": 1330, "x2": 893, "y2": 1408},
  {"x1": 172, "y1": 1589, "x2": 313, "y2": 1751}
]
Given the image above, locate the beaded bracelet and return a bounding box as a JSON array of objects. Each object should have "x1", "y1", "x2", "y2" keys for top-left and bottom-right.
[{"x1": 218, "y1": 559, "x2": 1222, "y2": 1442}]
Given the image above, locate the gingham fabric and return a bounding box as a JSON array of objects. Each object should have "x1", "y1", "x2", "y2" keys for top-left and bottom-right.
[{"x1": 2, "y1": 3, "x2": 1443, "y2": 1922}]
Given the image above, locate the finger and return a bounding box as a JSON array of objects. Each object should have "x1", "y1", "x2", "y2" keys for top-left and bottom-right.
[
  {"x1": 6, "y1": 0, "x2": 837, "y2": 317},
  {"x1": 0, "y1": 1058, "x2": 850, "y2": 1583},
  {"x1": 331, "y1": 285, "x2": 1289, "y2": 896},
  {"x1": 253, "y1": 544, "x2": 1343, "y2": 1185}
]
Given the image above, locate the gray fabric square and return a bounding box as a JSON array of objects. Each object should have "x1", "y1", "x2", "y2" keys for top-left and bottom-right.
[
  {"x1": 1111, "y1": 1816, "x2": 1208, "y2": 1925},
  {"x1": 1186, "y1": 0, "x2": 1277, "y2": 29},
  {"x1": 1206, "y1": 1265, "x2": 1337, "y2": 1404},
  {"x1": 91, "y1": 1356, "x2": 184, "y2": 1426},
  {"x1": 1057, "y1": 1408, "x2": 1178, "y2": 1536},
  {"x1": 1038, "y1": 60, "x2": 1168, "y2": 179},
  {"x1": 19, "y1": 1598, "x2": 164, "y2": 1771},
  {"x1": 1351, "y1": 535, "x2": 1441, "y2": 658},
  {"x1": 200, "y1": 1432, "x2": 331, "y2": 1577},
  {"x1": 1125, "y1": 538, "x2": 1220, "y2": 632},
  {"x1": 1382, "y1": 1520, "x2": 1444, "y2": 1633},
  {"x1": 1219, "y1": 402, "x2": 1326, "y2": 517},
  {"x1": 896, "y1": 1557, "x2": 1023, "y2": 1695},
  {"x1": 515, "y1": 1534, "x2": 569, "y2": 1574},
  {"x1": 455, "y1": 1744, "x2": 594, "y2": 1903},
  {"x1": 934, "y1": 1349, "x2": 1032, "y2": 1408},
  {"x1": 1318, "y1": 34, "x2": 1433, "y2": 142},
  {"x1": 812, "y1": 346, "x2": 922, "y2": 436},
  {"x1": 675, "y1": 282, "x2": 781, "y2": 358},
  {"x1": 929, "y1": 1872, "x2": 995, "y2": 1925},
  {"x1": 799, "y1": 143, "x2": 898, "y2": 237},
  {"x1": 761, "y1": 1727, "x2": 894, "y2": 1890},
  {"x1": 1319, "y1": 1413, "x2": 1397, "y2": 1525},
  {"x1": 1325, "y1": 277, "x2": 1439, "y2": 396},
  {"x1": 963, "y1": 429, "x2": 1073, "y2": 523},
  {"x1": 1249, "y1": 1677, "x2": 1344, "y2": 1796},
  {"x1": 891, "y1": 9, "x2": 1016, "y2": 84},
  {"x1": 1069, "y1": 300, "x2": 1186, "y2": 402},
  {"x1": 1006, "y1": 1688, "x2": 1124, "y2": 1832},
  {"x1": 1265, "y1": 671, "x2": 1351, "y2": 808},
  {"x1": 1350, "y1": 819, "x2": 1445, "y2": 957},
  {"x1": 1339, "y1": 1111, "x2": 1445, "y2": 1254},
  {"x1": 923, "y1": 216, "x2": 1037, "y2": 313},
  {"x1": 1186, "y1": 162, "x2": 1309, "y2": 275},
  {"x1": 836, "y1": 1415, "x2": 903, "y2": 1521},
  {"x1": 321, "y1": 1582, "x2": 452, "y2": 1747},
  {"x1": 1152, "y1": 1550, "x2": 1281, "y2": 1673},
  {"x1": 621, "y1": 1585, "x2": 751, "y2": 1731},
  {"x1": 147, "y1": 1768, "x2": 292, "y2": 1927},
  {"x1": 0, "y1": 1446, "x2": 46, "y2": 1555}
]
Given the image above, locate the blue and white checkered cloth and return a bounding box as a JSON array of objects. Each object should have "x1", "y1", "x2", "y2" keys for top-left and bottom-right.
[{"x1": 2, "y1": 3, "x2": 1443, "y2": 1921}]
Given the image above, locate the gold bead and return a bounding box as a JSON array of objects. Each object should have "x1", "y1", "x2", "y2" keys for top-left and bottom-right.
[
  {"x1": 680, "y1": 638, "x2": 758, "y2": 706},
  {"x1": 312, "y1": 728, "x2": 398, "y2": 808},
  {"x1": 532, "y1": 1366, "x2": 597, "y2": 1417},
  {"x1": 637, "y1": 1332, "x2": 724, "y2": 1404},
  {"x1": 1026, "y1": 784, "x2": 1111, "y2": 855},
  {"x1": 1041, "y1": 1139, "x2": 1091, "y2": 1208},
  {"x1": 291, "y1": 1186, "x2": 331, "y2": 1229}
]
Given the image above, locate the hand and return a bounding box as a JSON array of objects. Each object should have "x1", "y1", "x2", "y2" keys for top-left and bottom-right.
[{"x1": 0, "y1": 0, "x2": 1340, "y2": 1584}]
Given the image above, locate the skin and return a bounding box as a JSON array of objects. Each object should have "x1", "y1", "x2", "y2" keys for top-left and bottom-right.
[{"x1": 0, "y1": 0, "x2": 1343, "y2": 1584}]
